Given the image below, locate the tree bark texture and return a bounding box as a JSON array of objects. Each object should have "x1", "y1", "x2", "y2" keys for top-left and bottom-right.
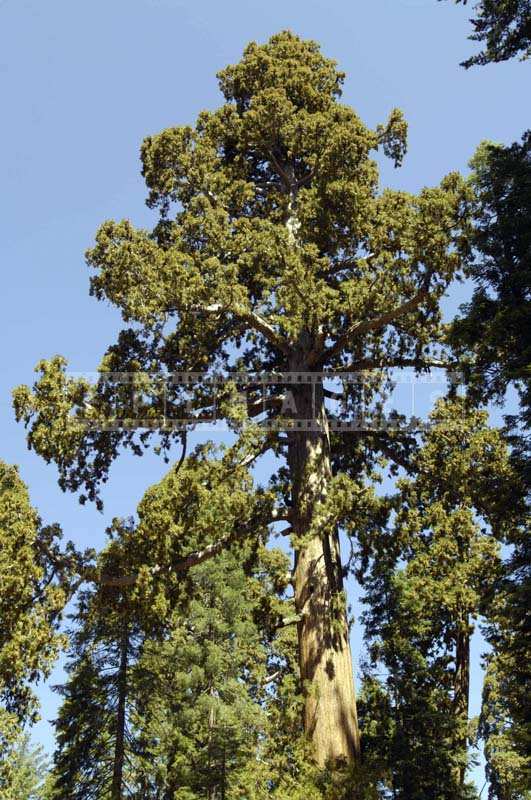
[{"x1": 288, "y1": 376, "x2": 360, "y2": 766}]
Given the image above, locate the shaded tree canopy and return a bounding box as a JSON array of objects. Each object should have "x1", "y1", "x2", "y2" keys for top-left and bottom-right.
[
  {"x1": 450, "y1": 132, "x2": 531, "y2": 484},
  {"x1": 444, "y1": 0, "x2": 531, "y2": 67},
  {"x1": 357, "y1": 398, "x2": 528, "y2": 799}
]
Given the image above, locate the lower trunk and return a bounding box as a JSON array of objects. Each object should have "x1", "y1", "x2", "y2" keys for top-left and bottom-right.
[
  {"x1": 206, "y1": 686, "x2": 219, "y2": 800},
  {"x1": 288, "y1": 380, "x2": 359, "y2": 767},
  {"x1": 111, "y1": 619, "x2": 129, "y2": 800},
  {"x1": 294, "y1": 530, "x2": 360, "y2": 766},
  {"x1": 454, "y1": 613, "x2": 470, "y2": 787}
]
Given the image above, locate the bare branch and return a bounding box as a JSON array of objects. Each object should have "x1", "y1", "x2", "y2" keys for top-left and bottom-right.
[
  {"x1": 269, "y1": 506, "x2": 292, "y2": 523},
  {"x1": 277, "y1": 613, "x2": 301, "y2": 628},
  {"x1": 221, "y1": 433, "x2": 277, "y2": 478},
  {"x1": 192, "y1": 302, "x2": 290, "y2": 356},
  {"x1": 275, "y1": 526, "x2": 293, "y2": 538},
  {"x1": 373, "y1": 439, "x2": 414, "y2": 474},
  {"x1": 262, "y1": 670, "x2": 282, "y2": 685},
  {"x1": 324, "y1": 388, "x2": 345, "y2": 400},
  {"x1": 247, "y1": 395, "x2": 284, "y2": 418},
  {"x1": 268, "y1": 150, "x2": 293, "y2": 191},
  {"x1": 235, "y1": 305, "x2": 291, "y2": 355},
  {"x1": 174, "y1": 430, "x2": 187, "y2": 473},
  {"x1": 348, "y1": 430, "x2": 416, "y2": 473}
]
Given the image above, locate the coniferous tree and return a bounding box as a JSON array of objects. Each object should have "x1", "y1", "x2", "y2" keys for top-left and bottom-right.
[
  {"x1": 49, "y1": 450, "x2": 311, "y2": 799},
  {"x1": 479, "y1": 657, "x2": 529, "y2": 800},
  {"x1": 0, "y1": 461, "x2": 81, "y2": 799},
  {"x1": 451, "y1": 133, "x2": 531, "y2": 486},
  {"x1": 47, "y1": 517, "x2": 160, "y2": 800},
  {"x1": 442, "y1": 0, "x2": 531, "y2": 67},
  {"x1": 0, "y1": 461, "x2": 72, "y2": 725},
  {"x1": 13, "y1": 32, "x2": 471, "y2": 769},
  {"x1": 0, "y1": 723, "x2": 48, "y2": 800},
  {"x1": 443, "y1": 25, "x2": 530, "y2": 793},
  {"x1": 479, "y1": 515, "x2": 530, "y2": 799},
  {"x1": 48, "y1": 580, "x2": 141, "y2": 800},
  {"x1": 132, "y1": 553, "x2": 285, "y2": 799},
  {"x1": 448, "y1": 133, "x2": 530, "y2": 799},
  {"x1": 111, "y1": 447, "x2": 316, "y2": 798},
  {"x1": 358, "y1": 399, "x2": 525, "y2": 798}
]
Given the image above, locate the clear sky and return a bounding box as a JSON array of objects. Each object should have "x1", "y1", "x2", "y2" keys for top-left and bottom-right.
[{"x1": 1, "y1": 0, "x2": 529, "y2": 787}]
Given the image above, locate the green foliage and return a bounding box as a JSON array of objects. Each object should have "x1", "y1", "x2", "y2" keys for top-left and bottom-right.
[
  {"x1": 444, "y1": 0, "x2": 531, "y2": 67},
  {"x1": 451, "y1": 132, "x2": 531, "y2": 485},
  {"x1": 106, "y1": 437, "x2": 277, "y2": 623},
  {"x1": 48, "y1": 582, "x2": 139, "y2": 800},
  {"x1": 47, "y1": 453, "x2": 323, "y2": 799},
  {"x1": 0, "y1": 462, "x2": 71, "y2": 724},
  {"x1": 358, "y1": 399, "x2": 524, "y2": 798},
  {"x1": 479, "y1": 521, "x2": 530, "y2": 799},
  {"x1": 0, "y1": 464, "x2": 84, "y2": 797},
  {"x1": 13, "y1": 31, "x2": 470, "y2": 508},
  {"x1": 10, "y1": 29, "x2": 524, "y2": 797},
  {"x1": 0, "y1": 712, "x2": 48, "y2": 800},
  {"x1": 133, "y1": 553, "x2": 276, "y2": 798},
  {"x1": 479, "y1": 658, "x2": 530, "y2": 800}
]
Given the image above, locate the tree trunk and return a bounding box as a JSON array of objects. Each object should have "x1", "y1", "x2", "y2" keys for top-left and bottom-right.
[
  {"x1": 206, "y1": 684, "x2": 219, "y2": 800},
  {"x1": 111, "y1": 619, "x2": 129, "y2": 800},
  {"x1": 288, "y1": 377, "x2": 360, "y2": 767},
  {"x1": 454, "y1": 612, "x2": 470, "y2": 787}
]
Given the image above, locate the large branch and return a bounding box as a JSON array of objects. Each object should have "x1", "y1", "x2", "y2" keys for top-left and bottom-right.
[
  {"x1": 247, "y1": 395, "x2": 284, "y2": 418},
  {"x1": 196, "y1": 303, "x2": 290, "y2": 356},
  {"x1": 98, "y1": 521, "x2": 257, "y2": 588},
  {"x1": 97, "y1": 507, "x2": 290, "y2": 589},
  {"x1": 372, "y1": 437, "x2": 415, "y2": 474},
  {"x1": 268, "y1": 150, "x2": 293, "y2": 192},
  {"x1": 235, "y1": 305, "x2": 291, "y2": 355},
  {"x1": 331, "y1": 428, "x2": 417, "y2": 473},
  {"x1": 326, "y1": 357, "x2": 453, "y2": 373},
  {"x1": 315, "y1": 279, "x2": 433, "y2": 367}
]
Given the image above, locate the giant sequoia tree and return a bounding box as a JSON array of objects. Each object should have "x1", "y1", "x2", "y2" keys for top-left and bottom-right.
[{"x1": 14, "y1": 32, "x2": 471, "y2": 768}]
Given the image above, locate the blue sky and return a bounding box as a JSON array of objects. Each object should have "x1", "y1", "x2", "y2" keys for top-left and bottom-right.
[{"x1": 1, "y1": 0, "x2": 528, "y2": 787}]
